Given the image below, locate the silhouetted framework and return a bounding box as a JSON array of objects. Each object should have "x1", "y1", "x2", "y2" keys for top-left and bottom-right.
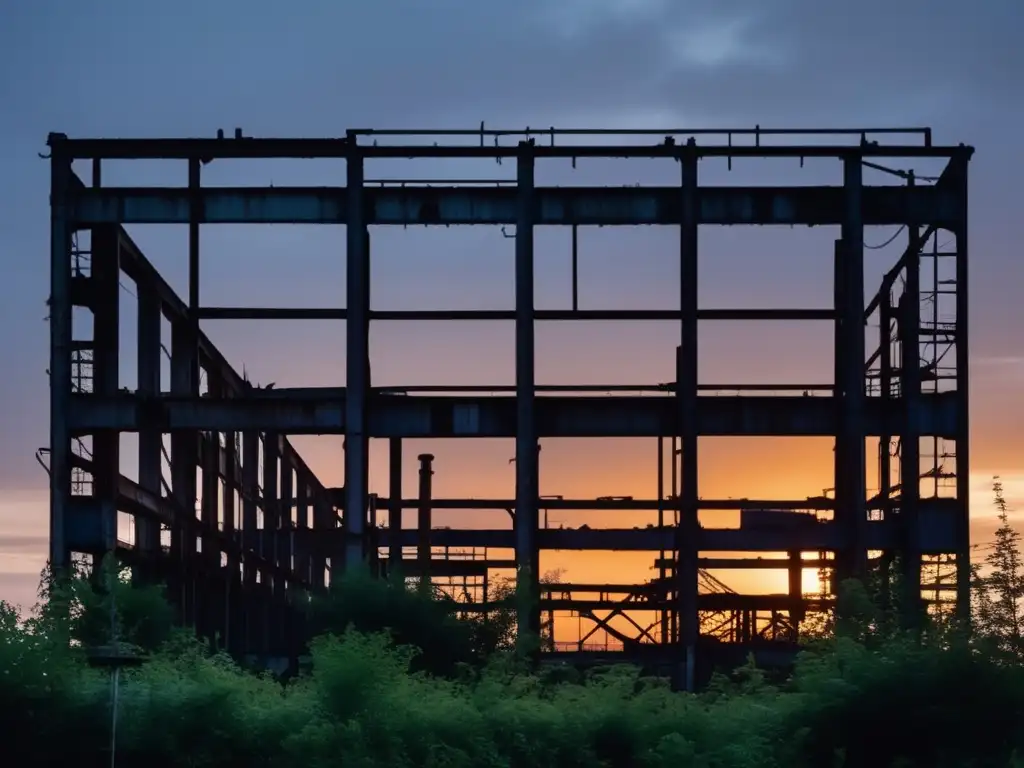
[{"x1": 47, "y1": 127, "x2": 972, "y2": 688}]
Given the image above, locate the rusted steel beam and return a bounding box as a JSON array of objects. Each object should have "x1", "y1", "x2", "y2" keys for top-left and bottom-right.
[
  {"x1": 69, "y1": 390, "x2": 962, "y2": 439},
  {"x1": 70, "y1": 183, "x2": 964, "y2": 227}
]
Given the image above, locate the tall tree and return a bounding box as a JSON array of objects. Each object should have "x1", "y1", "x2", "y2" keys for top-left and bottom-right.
[{"x1": 973, "y1": 477, "x2": 1024, "y2": 660}]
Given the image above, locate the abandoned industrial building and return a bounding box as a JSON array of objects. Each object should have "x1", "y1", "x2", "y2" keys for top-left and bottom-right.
[{"x1": 45, "y1": 126, "x2": 971, "y2": 690}]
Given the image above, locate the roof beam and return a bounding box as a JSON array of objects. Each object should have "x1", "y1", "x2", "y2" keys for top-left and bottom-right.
[
  {"x1": 68, "y1": 390, "x2": 961, "y2": 439},
  {"x1": 69, "y1": 183, "x2": 963, "y2": 227}
]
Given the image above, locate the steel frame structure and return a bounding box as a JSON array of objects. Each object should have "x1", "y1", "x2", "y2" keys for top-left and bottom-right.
[{"x1": 47, "y1": 127, "x2": 972, "y2": 688}]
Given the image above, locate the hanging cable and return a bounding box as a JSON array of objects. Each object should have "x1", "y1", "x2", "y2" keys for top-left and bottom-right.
[{"x1": 865, "y1": 225, "x2": 906, "y2": 250}]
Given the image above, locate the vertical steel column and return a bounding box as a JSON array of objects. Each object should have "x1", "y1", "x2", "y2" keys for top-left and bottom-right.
[
  {"x1": 241, "y1": 431, "x2": 259, "y2": 587},
  {"x1": 878, "y1": 292, "x2": 894, "y2": 609},
  {"x1": 48, "y1": 138, "x2": 73, "y2": 574},
  {"x1": 91, "y1": 225, "x2": 120, "y2": 561},
  {"x1": 835, "y1": 156, "x2": 867, "y2": 587},
  {"x1": 344, "y1": 140, "x2": 369, "y2": 576},
  {"x1": 952, "y1": 154, "x2": 971, "y2": 623},
  {"x1": 388, "y1": 439, "x2": 403, "y2": 578},
  {"x1": 187, "y1": 158, "x2": 201, "y2": 393},
  {"x1": 261, "y1": 433, "x2": 279, "y2": 654},
  {"x1": 900, "y1": 197, "x2": 923, "y2": 626},
  {"x1": 262, "y1": 433, "x2": 280, "y2": 589},
  {"x1": 280, "y1": 453, "x2": 294, "y2": 577},
  {"x1": 170, "y1": 319, "x2": 198, "y2": 625},
  {"x1": 278, "y1": 451, "x2": 294, "y2": 654},
  {"x1": 657, "y1": 436, "x2": 668, "y2": 644},
  {"x1": 222, "y1": 427, "x2": 238, "y2": 653},
  {"x1": 677, "y1": 143, "x2": 700, "y2": 692},
  {"x1": 417, "y1": 453, "x2": 435, "y2": 586},
  {"x1": 201, "y1": 393, "x2": 221, "y2": 570},
  {"x1": 514, "y1": 140, "x2": 540, "y2": 643},
  {"x1": 241, "y1": 430, "x2": 259, "y2": 653},
  {"x1": 788, "y1": 551, "x2": 805, "y2": 623},
  {"x1": 136, "y1": 280, "x2": 163, "y2": 576},
  {"x1": 309, "y1": 495, "x2": 329, "y2": 593},
  {"x1": 295, "y1": 476, "x2": 310, "y2": 582},
  {"x1": 200, "y1": 382, "x2": 221, "y2": 642}
]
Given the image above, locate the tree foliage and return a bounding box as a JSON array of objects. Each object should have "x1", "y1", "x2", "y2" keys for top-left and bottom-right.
[
  {"x1": 973, "y1": 477, "x2": 1024, "y2": 661},
  {"x1": 3, "y1": 485, "x2": 1024, "y2": 767}
]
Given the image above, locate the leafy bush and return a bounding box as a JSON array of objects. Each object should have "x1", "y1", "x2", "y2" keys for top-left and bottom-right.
[
  {"x1": 3, "y1": 479, "x2": 1023, "y2": 766},
  {"x1": 6, "y1": 576, "x2": 1024, "y2": 768}
]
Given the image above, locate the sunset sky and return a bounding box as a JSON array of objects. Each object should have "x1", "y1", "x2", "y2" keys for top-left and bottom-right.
[{"x1": 1, "y1": 0, "x2": 1022, "y2": 615}]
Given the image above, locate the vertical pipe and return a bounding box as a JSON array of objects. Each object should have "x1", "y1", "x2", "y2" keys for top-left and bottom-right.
[
  {"x1": 417, "y1": 453, "x2": 434, "y2": 587},
  {"x1": 389, "y1": 439, "x2": 403, "y2": 578},
  {"x1": 49, "y1": 139, "x2": 73, "y2": 575},
  {"x1": 515, "y1": 140, "x2": 540, "y2": 646},
  {"x1": 344, "y1": 140, "x2": 369, "y2": 576},
  {"x1": 136, "y1": 280, "x2": 163, "y2": 578},
  {"x1": 678, "y1": 142, "x2": 700, "y2": 692}
]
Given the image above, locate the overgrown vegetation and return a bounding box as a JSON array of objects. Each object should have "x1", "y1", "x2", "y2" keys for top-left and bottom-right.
[{"x1": 4, "y1": 480, "x2": 1024, "y2": 767}]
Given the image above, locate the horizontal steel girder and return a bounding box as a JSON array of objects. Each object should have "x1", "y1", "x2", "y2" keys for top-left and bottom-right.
[
  {"x1": 51, "y1": 136, "x2": 966, "y2": 160},
  {"x1": 69, "y1": 391, "x2": 961, "y2": 438},
  {"x1": 69, "y1": 184, "x2": 961, "y2": 227},
  {"x1": 294, "y1": 519, "x2": 957, "y2": 553}
]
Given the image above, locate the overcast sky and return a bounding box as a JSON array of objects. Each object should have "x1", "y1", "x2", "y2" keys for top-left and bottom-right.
[{"x1": 0, "y1": 0, "x2": 1021, "y2": 609}]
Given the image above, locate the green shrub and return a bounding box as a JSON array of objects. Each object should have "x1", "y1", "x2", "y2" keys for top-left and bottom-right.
[{"x1": 5, "y1": 544, "x2": 1024, "y2": 768}]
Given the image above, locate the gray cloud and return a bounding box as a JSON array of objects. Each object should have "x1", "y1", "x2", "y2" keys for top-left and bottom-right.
[
  {"x1": 0, "y1": 535, "x2": 49, "y2": 556},
  {"x1": 0, "y1": 0, "x2": 1021, "y2": 493}
]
